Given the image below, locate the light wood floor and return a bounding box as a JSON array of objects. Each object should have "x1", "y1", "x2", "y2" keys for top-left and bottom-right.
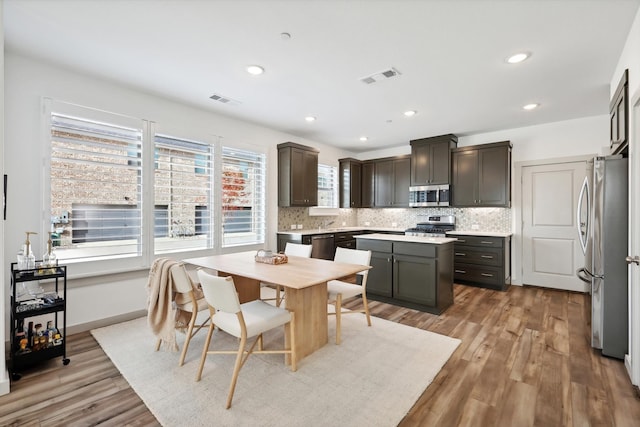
[{"x1": 2, "y1": 284, "x2": 639, "y2": 426}]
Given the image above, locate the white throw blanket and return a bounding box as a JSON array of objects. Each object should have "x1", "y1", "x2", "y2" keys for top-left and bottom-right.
[{"x1": 145, "y1": 258, "x2": 180, "y2": 351}]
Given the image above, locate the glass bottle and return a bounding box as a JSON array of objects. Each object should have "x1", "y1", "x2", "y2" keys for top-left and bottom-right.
[{"x1": 43, "y1": 232, "x2": 57, "y2": 267}]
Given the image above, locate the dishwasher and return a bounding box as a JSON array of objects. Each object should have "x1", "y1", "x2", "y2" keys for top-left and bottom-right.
[{"x1": 310, "y1": 234, "x2": 335, "y2": 260}]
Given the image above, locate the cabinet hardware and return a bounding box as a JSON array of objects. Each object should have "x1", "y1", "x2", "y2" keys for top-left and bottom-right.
[
  {"x1": 457, "y1": 239, "x2": 466, "y2": 243},
  {"x1": 626, "y1": 255, "x2": 640, "y2": 265},
  {"x1": 481, "y1": 255, "x2": 494, "y2": 259},
  {"x1": 455, "y1": 253, "x2": 466, "y2": 256},
  {"x1": 480, "y1": 241, "x2": 493, "y2": 244},
  {"x1": 387, "y1": 257, "x2": 391, "y2": 262},
  {"x1": 481, "y1": 273, "x2": 494, "y2": 277},
  {"x1": 455, "y1": 269, "x2": 466, "y2": 274}
]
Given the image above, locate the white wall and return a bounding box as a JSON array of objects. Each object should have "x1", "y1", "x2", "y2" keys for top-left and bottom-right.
[
  {"x1": 0, "y1": 0, "x2": 9, "y2": 396},
  {"x1": 3, "y1": 52, "x2": 354, "y2": 331}
]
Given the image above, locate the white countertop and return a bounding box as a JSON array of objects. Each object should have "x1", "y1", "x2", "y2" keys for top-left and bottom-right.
[
  {"x1": 446, "y1": 231, "x2": 513, "y2": 238},
  {"x1": 355, "y1": 233, "x2": 457, "y2": 245},
  {"x1": 277, "y1": 226, "x2": 405, "y2": 236}
]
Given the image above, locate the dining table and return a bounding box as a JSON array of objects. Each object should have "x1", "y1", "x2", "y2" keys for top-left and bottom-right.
[{"x1": 183, "y1": 250, "x2": 371, "y2": 361}]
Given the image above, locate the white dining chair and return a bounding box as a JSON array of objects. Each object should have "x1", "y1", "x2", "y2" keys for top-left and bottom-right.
[
  {"x1": 261, "y1": 242, "x2": 312, "y2": 306},
  {"x1": 327, "y1": 247, "x2": 372, "y2": 344},
  {"x1": 196, "y1": 270, "x2": 297, "y2": 409}
]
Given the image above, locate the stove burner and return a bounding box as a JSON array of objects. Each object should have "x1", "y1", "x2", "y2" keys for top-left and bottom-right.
[{"x1": 405, "y1": 215, "x2": 455, "y2": 238}]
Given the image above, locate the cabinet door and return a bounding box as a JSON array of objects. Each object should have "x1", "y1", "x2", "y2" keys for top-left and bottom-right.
[
  {"x1": 411, "y1": 143, "x2": 431, "y2": 185},
  {"x1": 393, "y1": 254, "x2": 436, "y2": 306},
  {"x1": 430, "y1": 141, "x2": 451, "y2": 185},
  {"x1": 290, "y1": 148, "x2": 307, "y2": 205},
  {"x1": 478, "y1": 146, "x2": 509, "y2": 206},
  {"x1": 374, "y1": 159, "x2": 393, "y2": 207},
  {"x1": 451, "y1": 149, "x2": 478, "y2": 206},
  {"x1": 366, "y1": 251, "x2": 393, "y2": 297},
  {"x1": 393, "y1": 157, "x2": 410, "y2": 206},
  {"x1": 361, "y1": 162, "x2": 375, "y2": 208},
  {"x1": 303, "y1": 150, "x2": 318, "y2": 206}
]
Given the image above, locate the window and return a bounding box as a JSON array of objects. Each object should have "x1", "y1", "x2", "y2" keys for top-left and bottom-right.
[
  {"x1": 154, "y1": 135, "x2": 213, "y2": 254},
  {"x1": 50, "y1": 113, "x2": 143, "y2": 262},
  {"x1": 221, "y1": 147, "x2": 266, "y2": 247},
  {"x1": 318, "y1": 164, "x2": 338, "y2": 208}
]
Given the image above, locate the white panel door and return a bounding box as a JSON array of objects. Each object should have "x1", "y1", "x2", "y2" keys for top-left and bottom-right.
[{"x1": 522, "y1": 161, "x2": 588, "y2": 291}]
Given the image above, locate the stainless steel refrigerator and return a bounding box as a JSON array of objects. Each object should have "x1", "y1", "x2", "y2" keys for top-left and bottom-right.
[{"x1": 576, "y1": 155, "x2": 628, "y2": 359}]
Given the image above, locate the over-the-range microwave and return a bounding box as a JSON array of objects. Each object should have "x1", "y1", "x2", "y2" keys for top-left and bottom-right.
[{"x1": 409, "y1": 185, "x2": 450, "y2": 207}]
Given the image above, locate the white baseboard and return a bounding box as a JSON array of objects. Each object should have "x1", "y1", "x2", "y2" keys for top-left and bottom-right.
[{"x1": 0, "y1": 369, "x2": 10, "y2": 396}]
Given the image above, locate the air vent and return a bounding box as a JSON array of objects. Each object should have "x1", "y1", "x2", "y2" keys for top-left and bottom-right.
[
  {"x1": 359, "y1": 67, "x2": 402, "y2": 85},
  {"x1": 209, "y1": 93, "x2": 241, "y2": 106}
]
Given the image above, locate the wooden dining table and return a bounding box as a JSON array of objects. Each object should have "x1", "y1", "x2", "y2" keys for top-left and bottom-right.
[{"x1": 183, "y1": 251, "x2": 370, "y2": 361}]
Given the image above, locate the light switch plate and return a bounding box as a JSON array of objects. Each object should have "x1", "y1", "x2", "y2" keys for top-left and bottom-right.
[
  {"x1": 291, "y1": 224, "x2": 296, "y2": 229},
  {"x1": 297, "y1": 224, "x2": 303, "y2": 229}
]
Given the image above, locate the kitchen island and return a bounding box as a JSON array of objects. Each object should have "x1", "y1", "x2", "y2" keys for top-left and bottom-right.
[{"x1": 356, "y1": 233, "x2": 456, "y2": 314}]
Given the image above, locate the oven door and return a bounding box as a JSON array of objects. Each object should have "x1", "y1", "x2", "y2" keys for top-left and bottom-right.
[{"x1": 409, "y1": 186, "x2": 439, "y2": 207}]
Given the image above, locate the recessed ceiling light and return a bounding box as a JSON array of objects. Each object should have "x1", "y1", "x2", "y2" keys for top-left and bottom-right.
[
  {"x1": 404, "y1": 110, "x2": 417, "y2": 117},
  {"x1": 360, "y1": 136, "x2": 368, "y2": 142},
  {"x1": 523, "y1": 103, "x2": 539, "y2": 110},
  {"x1": 280, "y1": 32, "x2": 291, "y2": 40},
  {"x1": 246, "y1": 65, "x2": 265, "y2": 75},
  {"x1": 305, "y1": 116, "x2": 316, "y2": 122},
  {"x1": 506, "y1": 52, "x2": 531, "y2": 64}
]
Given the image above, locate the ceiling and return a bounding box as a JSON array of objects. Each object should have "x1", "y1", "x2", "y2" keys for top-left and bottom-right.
[{"x1": 4, "y1": 0, "x2": 640, "y2": 152}]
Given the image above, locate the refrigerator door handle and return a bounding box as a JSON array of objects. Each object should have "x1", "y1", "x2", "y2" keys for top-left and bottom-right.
[
  {"x1": 576, "y1": 267, "x2": 592, "y2": 284},
  {"x1": 576, "y1": 176, "x2": 590, "y2": 254}
]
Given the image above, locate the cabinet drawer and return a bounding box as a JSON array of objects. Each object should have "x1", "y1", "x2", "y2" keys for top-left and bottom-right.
[
  {"x1": 454, "y1": 246, "x2": 502, "y2": 267},
  {"x1": 454, "y1": 263, "x2": 502, "y2": 286},
  {"x1": 393, "y1": 242, "x2": 436, "y2": 257},
  {"x1": 357, "y1": 239, "x2": 393, "y2": 253},
  {"x1": 453, "y1": 235, "x2": 503, "y2": 248}
]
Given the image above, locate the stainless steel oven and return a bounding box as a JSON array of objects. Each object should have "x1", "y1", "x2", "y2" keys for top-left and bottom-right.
[{"x1": 409, "y1": 185, "x2": 450, "y2": 207}]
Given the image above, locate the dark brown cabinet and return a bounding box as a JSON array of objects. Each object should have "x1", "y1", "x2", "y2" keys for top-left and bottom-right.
[
  {"x1": 361, "y1": 161, "x2": 375, "y2": 208},
  {"x1": 610, "y1": 69, "x2": 628, "y2": 155},
  {"x1": 339, "y1": 158, "x2": 362, "y2": 208},
  {"x1": 410, "y1": 134, "x2": 457, "y2": 186},
  {"x1": 374, "y1": 156, "x2": 410, "y2": 207},
  {"x1": 453, "y1": 234, "x2": 511, "y2": 291},
  {"x1": 278, "y1": 142, "x2": 318, "y2": 207},
  {"x1": 451, "y1": 141, "x2": 511, "y2": 207}
]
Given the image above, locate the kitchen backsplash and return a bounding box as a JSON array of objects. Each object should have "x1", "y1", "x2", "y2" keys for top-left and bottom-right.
[{"x1": 278, "y1": 207, "x2": 512, "y2": 233}]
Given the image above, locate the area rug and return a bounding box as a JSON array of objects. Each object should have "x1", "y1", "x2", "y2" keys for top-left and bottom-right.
[{"x1": 91, "y1": 312, "x2": 460, "y2": 427}]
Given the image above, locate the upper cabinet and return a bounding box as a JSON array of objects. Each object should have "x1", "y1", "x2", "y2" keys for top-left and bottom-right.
[
  {"x1": 610, "y1": 69, "x2": 628, "y2": 155},
  {"x1": 374, "y1": 156, "x2": 410, "y2": 207},
  {"x1": 338, "y1": 158, "x2": 362, "y2": 208},
  {"x1": 278, "y1": 142, "x2": 318, "y2": 207},
  {"x1": 451, "y1": 141, "x2": 512, "y2": 207},
  {"x1": 410, "y1": 134, "x2": 457, "y2": 186}
]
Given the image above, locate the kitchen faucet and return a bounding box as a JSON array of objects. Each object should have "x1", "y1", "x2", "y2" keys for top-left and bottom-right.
[{"x1": 320, "y1": 220, "x2": 335, "y2": 230}]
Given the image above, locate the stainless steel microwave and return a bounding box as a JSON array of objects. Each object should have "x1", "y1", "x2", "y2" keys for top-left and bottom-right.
[{"x1": 409, "y1": 185, "x2": 450, "y2": 207}]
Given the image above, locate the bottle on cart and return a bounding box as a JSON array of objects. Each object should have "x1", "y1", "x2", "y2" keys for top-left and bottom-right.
[{"x1": 43, "y1": 231, "x2": 57, "y2": 268}]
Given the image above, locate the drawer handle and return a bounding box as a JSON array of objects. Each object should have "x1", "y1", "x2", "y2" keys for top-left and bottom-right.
[
  {"x1": 455, "y1": 253, "x2": 466, "y2": 256},
  {"x1": 481, "y1": 273, "x2": 494, "y2": 277},
  {"x1": 455, "y1": 270, "x2": 466, "y2": 274},
  {"x1": 457, "y1": 239, "x2": 466, "y2": 243},
  {"x1": 481, "y1": 255, "x2": 494, "y2": 259},
  {"x1": 480, "y1": 241, "x2": 494, "y2": 245}
]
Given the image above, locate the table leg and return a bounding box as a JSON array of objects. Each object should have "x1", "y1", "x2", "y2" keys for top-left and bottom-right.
[{"x1": 285, "y1": 282, "x2": 328, "y2": 361}]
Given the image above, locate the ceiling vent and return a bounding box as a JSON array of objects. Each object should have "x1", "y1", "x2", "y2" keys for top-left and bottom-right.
[
  {"x1": 359, "y1": 67, "x2": 402, "y2": 85},
  {"x1": 209, "y1": 93, "x2": 241, "y2": 106}
]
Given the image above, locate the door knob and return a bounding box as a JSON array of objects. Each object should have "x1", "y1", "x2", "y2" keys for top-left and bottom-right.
[{"x1": 626, "y1": 255, "x2": 640, "y2": 265}]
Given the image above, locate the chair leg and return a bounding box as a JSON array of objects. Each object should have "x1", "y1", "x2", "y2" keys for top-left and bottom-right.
[
  {"x1": 155, "y1": 338, "x2": 161, "y2": 352},
  {"x1": 335, "y1": 294, "x2": 342, "y2": 345},
  {"x1": 226, "y1": 335, "x2": 247, "y2": 409},
  {"x1": 195, "y1": 322, "x2": 215, "y2": 382},
  {"x1": 178, "y1": 312, "x2": 198, "y2": 367},
  {"x1": 362, "y1": 293, "x2": 372, "y2": 327}
]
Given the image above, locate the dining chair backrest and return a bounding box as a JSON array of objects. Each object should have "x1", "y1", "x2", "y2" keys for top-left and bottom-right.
[
  {"x1": 170, "y1": 263, "x2": 195, "y2": 294},
  {"x1": 197, "y1": 270, "x2": 241, "y2": 314},
  {"x1": 333, "y1": 247, "x2": 372, "y2": 283},
  {"x1": 284, "y1": 242, "x2": 312, "y2": 258}
]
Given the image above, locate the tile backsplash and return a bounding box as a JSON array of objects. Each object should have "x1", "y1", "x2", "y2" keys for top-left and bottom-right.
[{"x1": 278, "y1": 207, "x2": 512, "y2": 233}]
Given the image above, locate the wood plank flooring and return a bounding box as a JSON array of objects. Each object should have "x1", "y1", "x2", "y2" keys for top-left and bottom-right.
[{"x1": 2, "y1": 284, "x2": 639, "y2": 426}]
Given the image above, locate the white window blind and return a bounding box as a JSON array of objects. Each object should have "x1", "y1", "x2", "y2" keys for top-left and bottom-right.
[
  {"x1": 154, "y1": 135, "x2": 214, "y2": 254},
  {"x1": 50, "y1": 113, "x2": 143, "y2": 261},
  {"x1": 221, "y1": 146, "x2": 266, "y2": 247},
  {"x1": 318, "y1": 164, "x2": 338, "y2": 208}
]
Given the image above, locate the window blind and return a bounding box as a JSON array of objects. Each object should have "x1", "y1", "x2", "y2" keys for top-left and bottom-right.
[
  {"x1": 50, "y1": 113, "x2": 143, "y2": 261},
  {"x1": 318, "y1": 164, "x2": 338, "y2": 208},
  {"x1": 221, "y1": 146, "x2": 266, "y2": 247},
  {"x1": 154, "y1": 135, "x2": 213, "y2": 254}
]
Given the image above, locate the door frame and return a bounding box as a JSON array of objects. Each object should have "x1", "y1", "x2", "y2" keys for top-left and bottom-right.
[{"x1": 513, "y1": 154, "x2": 595, "y2": 286}]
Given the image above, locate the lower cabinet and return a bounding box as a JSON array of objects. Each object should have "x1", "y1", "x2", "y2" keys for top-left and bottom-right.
[
  {"x1": 357, "y1": 239, "x2": 453, "y2": 314},
  {"x1": 453, "y1": 234, "x2": 511, "y2": 291}
]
